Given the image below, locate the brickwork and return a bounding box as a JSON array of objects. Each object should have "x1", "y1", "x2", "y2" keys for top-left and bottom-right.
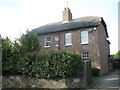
[
  {"x1": 38, "y1": 23, "x2": 110, "y2": 74},
  {"x1": 97, "y1": 23, "x2": 109, "y2": 74},
  {"x1": 63, "y1": 7, "x2": 72, "y2": 22}
]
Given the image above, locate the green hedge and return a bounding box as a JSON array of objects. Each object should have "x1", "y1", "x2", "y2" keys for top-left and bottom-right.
[
  {"x1": 92, "y1": 67, "x2": 100, "y2": 76},
  {"x1": 16, "y1": 51, "x2": 84, "y2": 79}
]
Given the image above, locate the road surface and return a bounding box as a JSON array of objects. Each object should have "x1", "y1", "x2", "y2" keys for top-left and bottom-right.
[{"x1": 90, "y1": 70, "x2": 120, "y2": 89}]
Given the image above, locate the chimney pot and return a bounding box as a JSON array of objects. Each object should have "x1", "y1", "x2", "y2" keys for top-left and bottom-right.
[{"x1": 63, "y1": 7, "x2": 72, "y2": 22}]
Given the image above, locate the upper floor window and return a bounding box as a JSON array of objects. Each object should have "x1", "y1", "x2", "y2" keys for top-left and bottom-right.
[
  {"x1": 81, "y1": 30, "x2": 89, "y2": 44},
  {"x1": 81, "y1": 51, "x2": 89, "y2": 60},
  {"x1": 65, "y1": 33, "x2": 72, "y2": 45},
  {"x1": 44, "y1": 36, "x2": 50, "y2": 47}
]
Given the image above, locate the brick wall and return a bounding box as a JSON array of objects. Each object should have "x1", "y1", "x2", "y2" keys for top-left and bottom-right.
[
  {"x1": 38, "y1": 24, "x2": 109, "y2": 74},
  {"x1": 97, "y1": 23, "x2": 109, "y2": 74}
]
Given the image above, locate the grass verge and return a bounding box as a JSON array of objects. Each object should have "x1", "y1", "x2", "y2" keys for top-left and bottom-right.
[{"x1": 92, "y1": 76, "x2": 100, "y2": 82}]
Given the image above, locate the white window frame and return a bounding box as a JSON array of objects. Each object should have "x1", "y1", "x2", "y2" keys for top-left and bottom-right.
[
  {"x1": 81, "y1": 30, "x2": 89, "y2": 44},
  {"x1": 65, "y1": 33, "x2": 72, "y2": 46},
  {"x1": 81, "y1": 51, "x2": 89, "y2": 60},
  {"x1": 44, "y1": 36, "x2": 50, "y2": 47}
]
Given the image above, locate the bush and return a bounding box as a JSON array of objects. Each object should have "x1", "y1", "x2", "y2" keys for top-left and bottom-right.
[
  {"x1": 16, "y1": 52, "x2": 38, "y2": 76},
  {"x1": 2, "y1": 31, "x2": 40, "y2": 75},
  {"x1": 16, "y1": 50, "x2": 84, "y2": 79},
  {"x1": 92, "y1": 67, "x2": 100, "y2": 76}
]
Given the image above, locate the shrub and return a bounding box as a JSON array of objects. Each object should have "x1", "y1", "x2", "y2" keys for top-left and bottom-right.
[
  {"x1": 16, "y1": 50, "x2": 84, "y2": 79},
  {"x1": 92, "y1": 67, "x2": 100, "y2": 76},
  {"x1": 16, "y1": 52, "x2": 38, "y2": 76}
]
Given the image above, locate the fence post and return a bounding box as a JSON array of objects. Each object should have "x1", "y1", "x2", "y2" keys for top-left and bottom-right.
[{"x1": 83, "y1": 60, "x2": 92, "y2": 87}]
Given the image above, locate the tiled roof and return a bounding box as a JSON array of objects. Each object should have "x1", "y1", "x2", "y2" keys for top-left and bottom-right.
[{"x1": 33, "y1": 16, "x2": 108, "y2": 37}]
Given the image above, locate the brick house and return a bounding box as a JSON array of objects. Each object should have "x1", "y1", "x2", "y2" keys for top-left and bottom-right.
[{"x1": 33, "y1": 7, "x2": 110, "y2": 75}]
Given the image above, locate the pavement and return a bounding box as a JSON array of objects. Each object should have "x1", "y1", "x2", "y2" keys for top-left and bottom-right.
[{"x1": 90, "y1": 70, "x2": 120, "y2": 89}]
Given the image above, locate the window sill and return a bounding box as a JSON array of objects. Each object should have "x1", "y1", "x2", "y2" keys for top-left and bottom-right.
[
  {"x1": 81, "y1": 43, "x2": 89, "y2": 45},
  {"x1": 55, "y1": 45, "x2": 59, "y2": 47},
  {"x1": 44, "y1": 46, "x2": 50, "y2": 48},
  {"x1": 64, "y1": 44, "x2": 72, "y2": 47}
]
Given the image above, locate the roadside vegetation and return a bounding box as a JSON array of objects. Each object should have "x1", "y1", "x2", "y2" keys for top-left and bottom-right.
[
  {"x1": 110, "y1": 51, "x2": 120, "y2": 70},
  {"x1": 91, "y1": 67, "x2": 101, "y2": 83},
  {"x1": 111, "y1": 51, "x2": 120, "y2": 58},
  {"x1": 2, "y1": 30, "x2": 83, "y2": 79},
  {"x1": 2, "y1": 30, "x2": 84, "y2": 88},
  {"x1": 2, "y1": 30, "x2": 40, "y2": 75}
]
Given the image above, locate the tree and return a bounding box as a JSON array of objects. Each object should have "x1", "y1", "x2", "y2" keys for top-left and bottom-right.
[
  {"x1": 16, "y1": 30, "x2": 40, "y2": 53},
  {"x1": 115, "y1": 51, "x2": 120, "y2": 58},
  {"x1": 112, "y1": 51, "x2": 120, "y2": 58},
  {"x1": 11, "y1": 30, "x2": 40, "y2": 58},
  {"x1": 2, "y1": 30, "x2": 41, "y2": 75},
  {"x1": 2, "y1": 37, "x2": 13, "y2": 74}
]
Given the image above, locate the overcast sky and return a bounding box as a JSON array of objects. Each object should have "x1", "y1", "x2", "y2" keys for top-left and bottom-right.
[{"x1": 0, "y1": 0, "x2": 119, "y2": 54}]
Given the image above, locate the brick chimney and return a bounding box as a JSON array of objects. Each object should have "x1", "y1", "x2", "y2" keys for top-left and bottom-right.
[{"x1": 63, "y1": 7, "x2": 72, "y2": 23}]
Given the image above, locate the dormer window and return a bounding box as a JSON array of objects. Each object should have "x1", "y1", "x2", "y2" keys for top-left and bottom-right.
[
  {"x1": 44, "y1": 36, "x2": 50, "y2": 47},
  {"x1": 65, "y1": 33, "x2": 72, "y2": 46}
]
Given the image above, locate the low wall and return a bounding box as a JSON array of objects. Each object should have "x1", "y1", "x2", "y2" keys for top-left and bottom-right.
[
  {"x1": 2, "y1": 61, "x2": 92, "y2": 89},
  {"x1": 2, "y1": 75, "x2": 85, "y2": 88}
]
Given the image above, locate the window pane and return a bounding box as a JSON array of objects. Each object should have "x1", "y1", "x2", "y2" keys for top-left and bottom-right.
[
  {"x1": 65, "y1": 33, "x2": 72, "y2": 45},
  {"x1": 81, "y1": 51, "x2": 89, "y2": 60},
  {"x1": 81, "y1": 31, "x2": 88, "y2": 37},
  {"x1": 81, "y1": 30, "x2": 88, "y2": 44},
  {"x1": 45, "y1": 37, "x2": 50, "y2": 47},
  {"x1": 46, "y1": 37, "x2": 50, "y2": 42},
  {"x1": 81, "y1": 37, "x2": 88, "y2": 44},
  {"x1": 66, "y1": 38, "x2": 71, "y2": 45},
  {"x1": 45, "y1": 42, "x2": 50, "y2": 46}
]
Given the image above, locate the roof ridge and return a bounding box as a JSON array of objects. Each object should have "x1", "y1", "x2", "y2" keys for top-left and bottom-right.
[
  {"x1": 44, "y1": 16, "x2": 102, "y2": 26},
  {"x1": 33, "y1": 16, "x2": 103, "y2": 34}
]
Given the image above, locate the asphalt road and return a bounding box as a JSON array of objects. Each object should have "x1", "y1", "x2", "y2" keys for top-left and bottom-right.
[{"x1": 90, "y1": 70, "x2": 120, "y2": 89}]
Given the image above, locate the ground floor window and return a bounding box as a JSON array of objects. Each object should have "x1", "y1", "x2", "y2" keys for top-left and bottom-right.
[{"x1": 81, "y1": 51, "x2": 89, "y2": 60}]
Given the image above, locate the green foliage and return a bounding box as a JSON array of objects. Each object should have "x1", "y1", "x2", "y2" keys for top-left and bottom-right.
[
  {"x1": 2, "y1": 31, "x2": 41, "y2": 75},
  {"x1": 111, "y1": 51, "x2": 120, "y2": 58},
  {"x1": 18, "y1": 30, "x2": 40, "y2": 53},
  {"x1": 92, "y1": 67, "x2": 100, "y2": 76},
  {"x1": 17, "y1": 51, "x2": 83, "y2": 79},
  {"x1": 16, "y1": 52, "x2": 38, "y2": 75},
  {"x1": 92, "y1": 76, "x2": 100, "y2": 83},
  {"x1": 11, "y1": 30, "x2": 40, "y2": 57},
  {"x1": 2, "y1": 31, "x2": 83, "y2": 79},
  {"x1": 2, "y1": 37, "x2": 14, "y2": 73}
]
